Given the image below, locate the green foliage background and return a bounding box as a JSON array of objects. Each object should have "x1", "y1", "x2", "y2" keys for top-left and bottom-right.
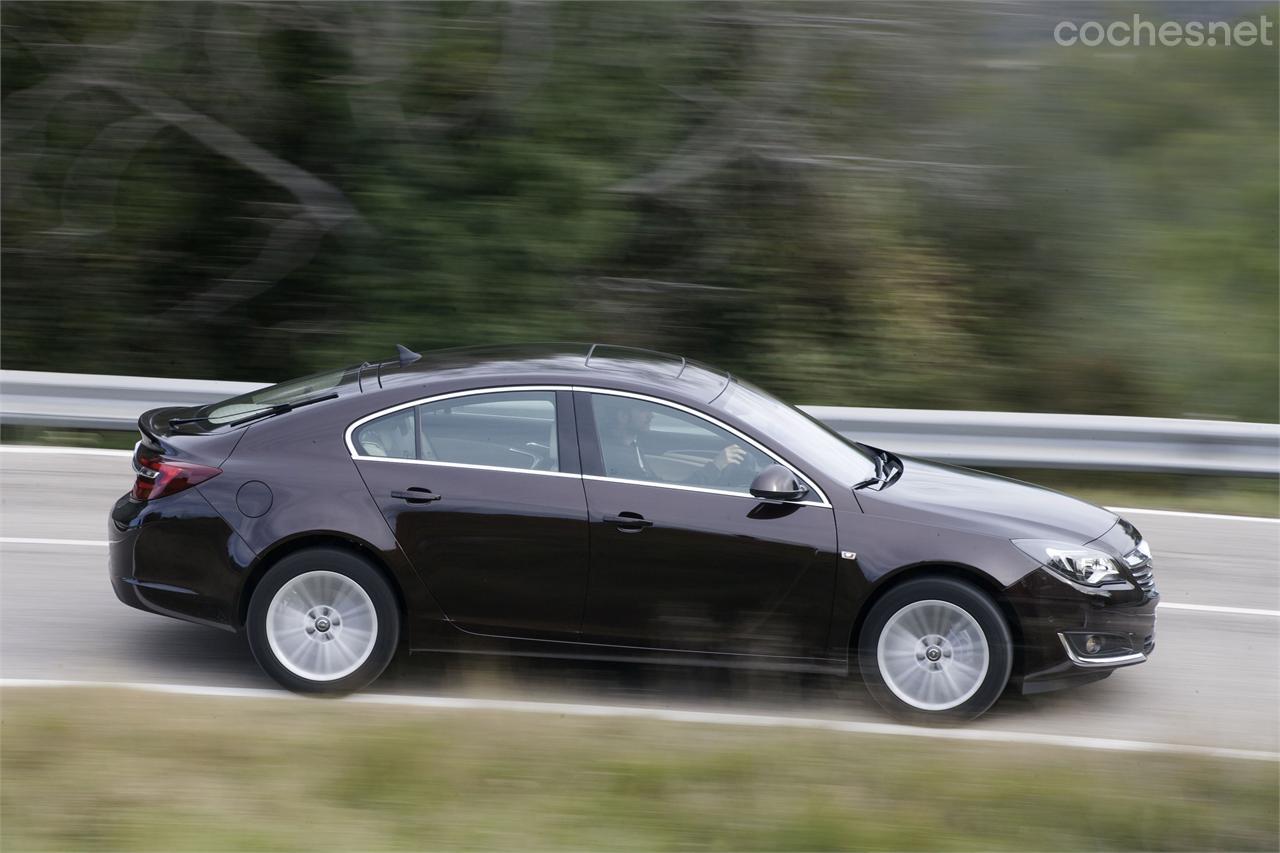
[{"x1": 3, "y1": 2, "x2": 1276, "y2": 420}]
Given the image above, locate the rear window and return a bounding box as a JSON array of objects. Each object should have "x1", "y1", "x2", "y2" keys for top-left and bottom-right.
[
  {"x1": 353, "y1": 391, "x2": 560, "y2": 471},
  {"x1": 202, "y1": 366, "x2": 357, "y2": 424}
]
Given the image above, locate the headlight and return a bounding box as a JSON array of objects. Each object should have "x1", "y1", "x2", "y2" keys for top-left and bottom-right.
[{"x1": 1012, "y1": 540, "x2": 1126, "y2": 586}]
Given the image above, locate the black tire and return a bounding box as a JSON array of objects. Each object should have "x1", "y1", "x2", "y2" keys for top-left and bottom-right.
[
  {"x1": 857, "y1": 576, "x2": 1012, "y2": 722},
  {"x1": 247, "y1": 547, "x2": 400, "y2": 695}
]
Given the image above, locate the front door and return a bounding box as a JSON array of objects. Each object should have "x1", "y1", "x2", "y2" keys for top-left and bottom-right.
[
  {"x1": 352, "y1": 388, "x2": 588, "y2": 639},
  {"x1": 575, "y1": 391, "x2": 838, "y2": 659}
]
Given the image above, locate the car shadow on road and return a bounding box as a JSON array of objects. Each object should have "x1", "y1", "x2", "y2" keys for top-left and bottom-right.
[
  {"x1": 120, "y1": 617, "x2": 273, "y2": 688},
  {"x1": 376, "y1": 648, "x2": 885, "y2": 718},
  {"x1": 124, "y1": 618, "x2": 1125, "y2": 725},
  {"x1": 125, "y1": 617, "x2": 879, "y2": 715}
]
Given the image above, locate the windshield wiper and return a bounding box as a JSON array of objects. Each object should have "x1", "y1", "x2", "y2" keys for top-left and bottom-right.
[
  {"x1": 169, "y1": 392, "x2": 339, "y2": 429},
  {"x1": 222, "y1": 392, "x2": 339, "y2": 427},
  {"x1": 853, "y1": 444, "x2": 899, "y2": 491}
]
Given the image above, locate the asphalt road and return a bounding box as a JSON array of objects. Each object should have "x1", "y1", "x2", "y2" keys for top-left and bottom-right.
[{"x1": 2, "y1": 448, "x2": 1277, "y2": 753}]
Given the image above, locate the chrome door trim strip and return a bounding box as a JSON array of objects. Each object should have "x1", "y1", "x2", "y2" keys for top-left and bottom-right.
[
  {"x1": 355, "y1": 458, "x2": 586, "y2": 479},
  {"x1": 352, "y1": 456, "x2": 582, "y2": 479},
  {"x1": 582, "y1": 474, "x2": 829, "y2": 507}
]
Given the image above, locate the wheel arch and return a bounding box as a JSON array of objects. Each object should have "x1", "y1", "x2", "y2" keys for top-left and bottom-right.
[
  {"x1": 236, "y1": 532, "x2": 408, "y2": 634},
  {"x1": 850, "y1": 562, "x2": 1025, "y2": 677}
]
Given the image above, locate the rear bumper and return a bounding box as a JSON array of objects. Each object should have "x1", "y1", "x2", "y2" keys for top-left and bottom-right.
[
  {"x1": 108, "y1": 491, "x2": 246, "y2": 632},
  {"x1": 1007, "y1": 568, "x2": 1158, "y2": 695}
]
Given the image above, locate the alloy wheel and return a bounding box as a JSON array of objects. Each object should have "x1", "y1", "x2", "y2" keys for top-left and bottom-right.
[
  {"x1": 265, "y1": 570, "x2": 379, "y2": 681},
  {"x1": 876, "y1": 599, "x2": 990, "y2": 711}
]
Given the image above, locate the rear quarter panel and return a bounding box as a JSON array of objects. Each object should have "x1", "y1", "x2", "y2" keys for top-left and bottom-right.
[{"x1": 195, "y1": 395, "x2": 444, "y2": 640}]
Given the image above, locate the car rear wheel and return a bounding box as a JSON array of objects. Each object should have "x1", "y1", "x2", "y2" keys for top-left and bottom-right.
[
  {"x1": 247, "y1": 548, "x2": 399, "y2": 694},
  {"x1": 858, "y1": 576, "x2": 1012, "y2": 722}
]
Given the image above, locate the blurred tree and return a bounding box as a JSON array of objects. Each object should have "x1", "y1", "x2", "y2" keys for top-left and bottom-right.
[{"x1": 2, "y1": 1, "x2": 1275, "y2": 421}]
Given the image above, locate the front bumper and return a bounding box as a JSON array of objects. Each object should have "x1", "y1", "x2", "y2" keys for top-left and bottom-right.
[{"x1": 1007, "y1": 567, "x2": 1158, "y2": 695}]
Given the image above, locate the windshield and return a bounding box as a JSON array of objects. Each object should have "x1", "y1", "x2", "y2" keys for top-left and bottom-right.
[
  {"x1": 202, "y1": 366, "x2": 357, "y2": 424},
  {"x1": 713, "y1": 379, "x2": 876, "y2": 489}
]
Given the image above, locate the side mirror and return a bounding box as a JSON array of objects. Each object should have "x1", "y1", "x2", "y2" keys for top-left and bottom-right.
[{"x1": 749, "y1": 464, "x2": 809, "y2": 502}]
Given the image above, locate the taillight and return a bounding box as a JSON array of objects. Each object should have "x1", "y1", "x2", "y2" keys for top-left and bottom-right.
[{"x1": 131, "y1": 443, "x2": 221, "y2": 501}]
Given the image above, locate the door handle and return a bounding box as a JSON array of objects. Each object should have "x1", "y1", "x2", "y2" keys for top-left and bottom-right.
[
  {"x1": 603, "y1": 512, "x2": 652, "y2": 531},
  {"x1": 391, "y1": 488, "x2": 442, "y2": 504}
]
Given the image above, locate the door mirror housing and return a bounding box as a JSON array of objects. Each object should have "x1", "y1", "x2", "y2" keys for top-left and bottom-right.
[{"x1": 749, "y1": 464, "x2": 809, "y2": 502}]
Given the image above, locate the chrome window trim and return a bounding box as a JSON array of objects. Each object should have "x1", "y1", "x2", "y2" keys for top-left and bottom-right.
[
  {"x1": 344, "y1": 384, "x2": 832, "y2": 508},
  {"x1": 345, "y1": 385, "x2": 565, "y2": 464},
  {"x1": 354, "y1": 456, "x2": 581, "y2": 479},
  {"x1": 581, "y1": 474, "x2": 828, "y2": 507},
  {"x1": 574, "y1": 386, "x2": 831, "y2": 508}
]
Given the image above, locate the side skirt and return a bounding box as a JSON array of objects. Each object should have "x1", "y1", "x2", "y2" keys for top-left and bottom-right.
[{"x1": 407, "y1": 638, "x2": 849, "y2": 675}]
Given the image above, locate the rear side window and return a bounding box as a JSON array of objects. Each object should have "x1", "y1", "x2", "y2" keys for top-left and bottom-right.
[
  {"x1": 353, "y1": 409, "x2": 416, "y2": 459},
  {"x1": 353, "y1": 391, "x2": 560, "y2": 472}
]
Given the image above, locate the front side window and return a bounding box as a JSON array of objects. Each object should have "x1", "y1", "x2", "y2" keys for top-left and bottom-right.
[
  {"x1": 353, "y1": 391, "x2": 559, "y2": 472},
  {"x1": 589, "y1": 394, "x2": 773, "y2": 492}
]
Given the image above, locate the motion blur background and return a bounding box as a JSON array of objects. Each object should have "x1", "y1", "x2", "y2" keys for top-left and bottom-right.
[
  {"x1": 2, "y1": 3, "x2": 1278, "y2": 851},
  {"x1": 2, "y1": 0, "x2": 1276, "y2": 422}
]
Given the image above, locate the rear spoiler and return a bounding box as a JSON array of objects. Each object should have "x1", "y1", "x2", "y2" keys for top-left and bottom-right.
[
  {"x1": 138, "y1": 406, "x2": 190, "y2": 444},
  {"x1": 136, "y1": 405, "x2": 244, "y2": 467}
]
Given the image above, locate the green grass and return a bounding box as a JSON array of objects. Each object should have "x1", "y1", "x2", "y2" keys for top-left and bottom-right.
[
  {"x1": 988, "y1": 468, "x2": 1279, "y2": 518},
  {"x1": 2, "y1": 688, "x2": 1277, "y2": 851},
  {"x1": 0, "y1": 426, "x2": 140, "y2": 451}
]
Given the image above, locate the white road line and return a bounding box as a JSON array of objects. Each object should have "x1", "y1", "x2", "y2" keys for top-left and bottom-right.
[
  {"x1": 1, "y1": 537, "x2": 108, "y2": 547},
  {"x1": 1107, "y1": 506, "x2": 1279, "y2": 524},
  {"x1": 1, "y1": 677, "x2": 1275, "y2": 762},
  {"x1": 1160, "y1": 602, "x2": 1280, "y2": 618},
  {"x1": 0, "y1": 445, "x2": 132, "y2": 458}
]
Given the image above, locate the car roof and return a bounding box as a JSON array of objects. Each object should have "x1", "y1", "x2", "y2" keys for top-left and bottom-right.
[{"x1": 375, "y1": 343, "x2": 731, "y2": 404}]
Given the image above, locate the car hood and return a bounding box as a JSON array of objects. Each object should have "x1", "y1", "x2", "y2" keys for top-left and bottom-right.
[{"x1": 855, "y1": 456, "x2": 1118, "y2": 544}]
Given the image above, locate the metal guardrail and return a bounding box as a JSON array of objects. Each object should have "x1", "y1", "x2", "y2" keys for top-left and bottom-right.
[
  {"x1": 1, "y1": 370, "x2": 1277, "y2": 475},
  {"x1": 0, "y1": 370, "x2": 266, "y2": 432},
  {"x1": 803, "y1": 406, "x2": 1279, "y2": 477}
]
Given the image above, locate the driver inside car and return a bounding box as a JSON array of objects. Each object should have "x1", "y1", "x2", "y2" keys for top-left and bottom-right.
[{"x1": 596, "y1": 397, "x2": 751, "y2": 487}]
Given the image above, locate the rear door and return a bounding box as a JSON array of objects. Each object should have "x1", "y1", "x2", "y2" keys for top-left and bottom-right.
[{"x1": 351, "y1": 388, "x2": 589, "y2": 639}]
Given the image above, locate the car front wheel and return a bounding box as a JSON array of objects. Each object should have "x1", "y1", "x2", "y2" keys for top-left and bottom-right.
[
  {"x1": 247, "y1": 548, "x2": 400, "y2": 694},
  {"x1": 858, "y1": 576, "x2": 1012, "y2": 722}
]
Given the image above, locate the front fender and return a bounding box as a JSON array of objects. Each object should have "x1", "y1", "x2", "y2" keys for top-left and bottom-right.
[{"x1": 826, "y1": 509, "x2": 1042, "y2": 659}]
